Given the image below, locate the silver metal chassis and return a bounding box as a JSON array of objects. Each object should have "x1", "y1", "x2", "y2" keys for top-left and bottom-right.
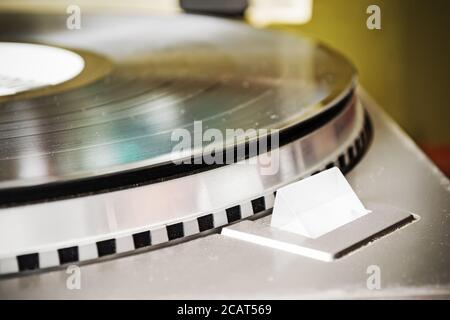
[{"x1": 0, "y1": 89, "x2": 449, "y2": 299}]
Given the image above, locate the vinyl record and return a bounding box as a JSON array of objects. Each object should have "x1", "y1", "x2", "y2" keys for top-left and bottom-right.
[{"x1": 0, "y1": 12, "x2": 355, "y2": 191}]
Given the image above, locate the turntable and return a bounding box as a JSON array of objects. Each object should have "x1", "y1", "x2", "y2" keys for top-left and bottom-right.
[{"x1": 0, "y1": 6, "x2": 449, "y2": 299}]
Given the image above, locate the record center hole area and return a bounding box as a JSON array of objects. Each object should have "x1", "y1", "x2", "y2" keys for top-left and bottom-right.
[{"x1": 0, "y1": 42, "x2": 85, "y2": 96}]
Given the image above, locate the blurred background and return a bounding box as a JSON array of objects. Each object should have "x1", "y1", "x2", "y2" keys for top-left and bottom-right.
[{"x1": 277, "y1": 0, "x2": 450, "y2": 176}]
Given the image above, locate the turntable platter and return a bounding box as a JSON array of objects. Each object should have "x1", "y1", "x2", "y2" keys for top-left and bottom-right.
[{"x1": 0, "y1": 11, "x2": 371, "y2": 275}]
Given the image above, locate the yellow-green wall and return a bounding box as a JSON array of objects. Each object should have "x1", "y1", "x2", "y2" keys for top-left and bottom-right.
[{"x1": 277, "y1": 0, "x2": 450, "y2": 143}]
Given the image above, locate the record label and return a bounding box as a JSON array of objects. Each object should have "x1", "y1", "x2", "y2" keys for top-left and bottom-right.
[{"x1": 0, "y1": 42, "x2": 85, "y2": 96}]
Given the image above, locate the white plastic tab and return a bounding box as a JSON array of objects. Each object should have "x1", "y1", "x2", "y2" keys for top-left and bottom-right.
[{"x1": 271, "y1": 167, "x2": 370, "y2": 238}]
